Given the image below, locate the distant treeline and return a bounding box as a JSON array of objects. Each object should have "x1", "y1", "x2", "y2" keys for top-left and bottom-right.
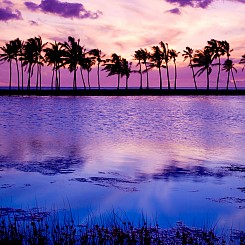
[{"x1": 0, "y1": 37, "x2": 244, "y2": 91}]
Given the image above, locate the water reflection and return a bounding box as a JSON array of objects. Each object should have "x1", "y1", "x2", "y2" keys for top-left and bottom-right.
[{"x1": 0, "y1": 96, "x2": 245, "y2": 230}]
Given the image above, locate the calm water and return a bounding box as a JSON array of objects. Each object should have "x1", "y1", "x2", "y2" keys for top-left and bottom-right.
[{"x1": 0, "y1": 96, "x2": 244, "y2": 230}]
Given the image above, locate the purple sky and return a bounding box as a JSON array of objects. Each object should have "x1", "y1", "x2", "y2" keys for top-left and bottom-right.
[{"x1": 0, "y1": 0, "x2": 244, "y2": 88}]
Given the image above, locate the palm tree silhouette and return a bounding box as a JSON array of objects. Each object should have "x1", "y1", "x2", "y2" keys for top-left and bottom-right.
[
  {"x1": 192, "y1": 47, "x2": 213, "y2": 90},
  {"x1": 121, "y1": 58, "x2": 132, "y2": 89},
  {"x1": 222, "y1": 59, "x2": 237, "y2": 90},
  {"x1": 89, "y1": 49, "x2": 105, "y2": 89},
  {"x1": 133, "y1": 50, "x2": 144, "y2": 89},
  {"x1": 44, "y1": 41, "x2": 65, "y2": 90},
  {"x1": 140, "y1": 49, "x2": 150, "y2": 89},
  {"x1": 63, "y1": 37, "x2": 80, "y2": 90},
  {"x1": 102, "y1": 53, "x2": 122, "y2": 90},
  {"x1": 160, "y1": 42, "x2": 171, "y2": 90},
  {"x1": 0, "y1": 41, "x2": 15, "y2": 90},
  {"x1": 169, "y1": 49, "x2": 179, "y2": 89},
  {"x1": 83, "y1": 56, "x2": 95, "y2": 89},
  {"x1": 149, "y1": 45, "x2": 164, "y2": 89},
  {"x1": 206, "y1": 39, "x2": 226, "y2": 90},
  {"x1": 240, "y1": 54, "x2": 245, "y2": 71},
  {"x1": 183, "y1": 47, "x2": 197, "y2": 89}
]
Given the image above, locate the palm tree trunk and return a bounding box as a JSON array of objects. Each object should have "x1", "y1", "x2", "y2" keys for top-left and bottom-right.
[
  {"x1": 226, "y1": 70, "x2": 230, "y2": 90},
  {"x1": 117, "y1": 74, "x2": 120, "y2": 90},
  {"x1": 190, "y1": 61, "x2": 197, "y2": 89},
  {"x1": 174, "y1": 61, "x2": 177, "y2": 90},
  {"x1": 73, "y1": 70, "x2": 77, "y2": 90},
  {"x1": 207, "y1": 68, "x2": 210, "y2": 90},
  {"x1": 216, "y1": 57, "x2": 221, "y2": 90},
  {"x1": 139, "y1": 61, "x2": 142, "y2": 89},
  {"x1": 55, "y1": 67, "x2": 58, "y2": 90},
  {"x1": 145, "y1": 63, "x2": 149, "y2": 89},
  {"x1": 87, "y1": 70, "x2": 91, "y2": 89},
  {"x1": 158, "y1": 67, "x2": 162, "y2": 90},
  {"x1": 231, "y1": 70, "x2": 237, "y2": 90},
  {"x1": 21, "y1": 61, "x2": 24, "y2": 90},
  {"x1": 58, "y1": 69, "x2": 61, "y2": 90},
  {"x1": 27, "y1": 65, "x2": 31, "y2": 90},
  {"x1": 36, "y1": 66, "x2": 39, "y2": 90},
  {"x1": 51, "y1": 68, "x2": 54, "y2": 90},
  {"x1": 9, "y1": 60, "x2": 12, "y2": 90},
  {"x1": 97, "y1": 63, "x2": 100, "y2": 89},
  {"x1": 80, "y1": 67, "x2": 86, "y2": 89},
  {"x1": 39, "y1": 65, "x2": 42, "y2": 90},
  {"x1": 15, "y1": 59, "x2": 20, "y2": 90},
  {"x1": 126, "y1": 77, "x2": 128, "y2": 89},
  {"x1": 166, "y1": 63, "x2": 170, "y2": 90}
]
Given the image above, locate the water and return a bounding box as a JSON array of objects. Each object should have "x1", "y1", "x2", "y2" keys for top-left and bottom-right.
[{"x1": 0, "y1": 96, "x2": 244, "y2": 230}]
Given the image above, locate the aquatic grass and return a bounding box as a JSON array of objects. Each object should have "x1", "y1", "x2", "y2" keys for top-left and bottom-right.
[{"x1": 0, "y1": 208, "x2": 244, "y2": 244}]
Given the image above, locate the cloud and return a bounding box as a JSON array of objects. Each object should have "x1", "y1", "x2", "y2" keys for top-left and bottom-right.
[
  {"x1": 24, "y1": 0, "x2": 102, "y2": 19},
  {"x1": 165, "y1": 0, "x2": 213, "y2": 8},
  {"x1": 0, "y1": 7, "x2": 22, "y2": 21},
  {"x1": 166, "y1": 7, "x2": 181, "y2": 14}
]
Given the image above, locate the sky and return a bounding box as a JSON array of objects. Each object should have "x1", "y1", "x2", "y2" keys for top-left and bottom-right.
[{"x1": 0, "y1": 0, "x2": 245, "y2": 88}]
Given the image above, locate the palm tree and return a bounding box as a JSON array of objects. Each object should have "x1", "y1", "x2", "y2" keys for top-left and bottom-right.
[
  {"x1": 169, "y1": 49, "x2": 179, "y2": 89},
  {"x1": 239, "y1": 54, "x2": 245, "y2": 71},
  {"x1": 206, "y1": 39, "x2": 226, "y2": 90},
  {"x1": 83, "y1": 56, "x2": 95, "y2": 89},
  {"x1": 192, "y1": 47, "x2": 213, "y2": 90},
  {"x1": 183, "y1": 47, "x2": 197, "y2": 89},
  {"x1": 21, "y1": 36, "x2": 46, "y2": 90},
  {"x1": 102, "y1": 53, "x2": 122, "y2": 90},
  {"x1": 149, "y1": 45, "x2": 164, "y2": 89},
  {"x1": 63, "y1": 36, "x2": 80, "y2": 90},
  {"x1": 44, "y1": 41, "x2": 65, "y2": 90},
  {"x1": 121, "y1": 58, "x2": 132, "y2": 89},
  {"x1": 89, "y1": 49, "x2": 105, "y2": 89},
  {"x1": 133, "y1": 50, "x2": 143, "y2": 89},
  {"x1": 140, "y1": 48, "x2": 150, "y2": 89},
  {"x1": 0, "y1": 41, "x2": 15, "y2": 89},
  {"x1": 160, "y1": 42, "x2": 171, "y2": 90},
  {"x1": 222, "y1": 59, "x2": 237, "y2": 90}
]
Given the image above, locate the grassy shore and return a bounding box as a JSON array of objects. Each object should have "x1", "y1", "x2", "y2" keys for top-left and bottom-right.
[{"x1": 0, "y1": 88, "x2": 245, "y2": 96}]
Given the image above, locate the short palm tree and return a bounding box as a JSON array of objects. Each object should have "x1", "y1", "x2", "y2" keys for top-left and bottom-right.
[
  {"x1": 149, "y1": 45, "x2": 164, "y2": 89},
  {"x1": 83, "y1": 56, "x2": 95, "y2": 89},
  {"x1": 240, "y1": 54, "x2": 245, "y2": 71},
  {"x1": 102, "y1": 53, "x2": 122, "y2": 90},
  {"x1": 0, "y1": 41, "x2": 15, "y2": 89},
  {"x1": 222, "y1": 59, "x2": 237, "y2": 90},
  {"x1": 89, "y1": 49, "x2": 105, "y2": 89},
  {"x1": 63, "y1": 36, "x2": 80, "y2": 90},
  {"x1": 44, "y1": 41, "x2": 65, "y2": 90},
  {"x1": 133, "y1": 50, "x2": 143, "y2": 89},
  {"x1": 169, "y1": 49, "x2": 179, "y2": 89},
  {"x1": 192, "y1": 47, "x2": 213, "y2": 90},
  {"x1": 121, "y1": 58, "x2": 132, "y2": 89},
  {"x1": 183, "y1": 47, "x2": 197, "y2": 89}
]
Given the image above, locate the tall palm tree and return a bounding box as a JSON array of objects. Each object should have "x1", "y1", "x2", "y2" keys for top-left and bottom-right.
[
  {"x1": 169, "y1": 49, "x2": 179, "y2": 89},
  {"x1": 44, "y1": 41, "x2": 65, "y2": 90},
  {"x1": 149, "y1": 45, "x2": 164, "y2": 89},
  {"x1": 63, "y1": 36, "x2": 80, "y2": 90},
  {"x1": 222, "y1": 59, "x2": 237, "y2": 90},
  {"x1": 133, "y1": 50, "x2": 143, "y2": 89},
  {"x1": 192, "y1": 47, "x2": 213, "y2": 90},
  {"x1": 239, "y1": 54, "x2": 245, "y2": 71},
  {"x1": 0, "y1": 41, "x2": 15, "y2": 90},
  {"x1": 183, "y1": 47, "x2": 197, "y2": 89},
  {"x1": 206, "y1": 39, "x2": 226, "y2": 90},
  {"x1": 77, "y1": 45, "x2": 87, "y2": 90},
  {"x1": 140, "y1": 48, "x2": 150, "y2": 89},
  {"x1": 160, "y1": 42, "x2": 171, "y2": 90},
  {"x1": 89, "y1": 49, "x2": 105, "y2": 89},
  {"x1": 102, "y1": 53, "x2": 122, "y2": 90},
  {"x1": 121, "y1": 58, "x2": 132, "y2": 89}
]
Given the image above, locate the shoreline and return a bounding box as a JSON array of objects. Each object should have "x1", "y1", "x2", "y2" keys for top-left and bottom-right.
[{"x1": 0, "y1": 88, "x2": 245, "y2": 96}]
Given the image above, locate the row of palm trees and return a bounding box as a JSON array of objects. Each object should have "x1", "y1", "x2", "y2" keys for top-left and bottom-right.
[{"x1": 0, "y1": 36, "x2": 244, "y2": 91}]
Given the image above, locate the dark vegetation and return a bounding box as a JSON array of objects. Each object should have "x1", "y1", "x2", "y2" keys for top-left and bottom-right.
[
  {"x1": 0, "y1": 209, "x2": 244, "y2": 244},
  {"x1": 0, "y1": 37, "x2": 244, "y2": 93}
]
